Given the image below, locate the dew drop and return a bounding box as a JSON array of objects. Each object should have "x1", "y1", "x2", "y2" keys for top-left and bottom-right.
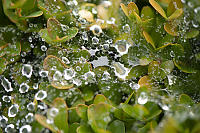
[
  {"x1": 62, "y1": 57, "x2": 70, "y2": 64},
  {"x1": 64, "y1": 68, "x2": 75, "y2": 80},
  {"x1": 25, "y1": 113, "x2": 34, "y2": 123},
  {"x1": 5, "y1": 124, "x2": 15, "y2": 133},
  {"x1": 39, "y1": 70, "x2": 48, "y2": 77},
  {"x1": 19, "y1": 83, "x2": 29, "y2": 93},
  {"x1": 27, "y1": 102, "x2": 35, "y2": 111},
  {"x1": 35, "y1": 90, "x2": 47, "y2": 100},
  {"x1": 22, "y1": 64, "x2": 33, "y2": 78},
  {"x1": 92, "y1": 37, "x2": 99, "y2": 44},
  {"x1": 20, "y1": 125, "x2": 32, "y2": 133},
  {"x1": 1, "y1": 77, "x2": 13, "y2": 92},
  {"x1": 8, "y1": 104, "x2": 19, "y2": 117},
  {"x1": 90, "y1": 25, "x2": 102, "y2": 36},
  {"x1": 2, "y1": 95, "x2": 11, "y2": 103},
  {"x1": 138, "y1": 92, "x2": 148, "y2": 105},
  {"x1": 41, "y1": 45, "x2": 47, "y2": 51},
  {"x1": 53, "y1": 71, "x2": 63, "y2": 81}
]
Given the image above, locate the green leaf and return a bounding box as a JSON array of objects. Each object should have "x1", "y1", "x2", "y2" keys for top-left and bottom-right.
[
  {"x1": 77, "y1": 125, "x2": 94, "y2": 133},
  {"x1": 138, "y1": 120, "x2": 157, "y2": 133},
  {"x1": 120, "y1": 103, "x2": 149, "y2": 121},
  {"x1": 167, "y1": 8, "x2": 183, "y2": 20},
  {"x1": 93, "y1": 94, "x2": 109, "y2": 104},
  {"x1": 43, "y1": 55, "x2": 73, "y2": 89},
  {"x1": 21, "y1": 11, "x2": 43, "y2": 19},
  {"x1": 144, "y1": 102, "x2": 162, "y2": 121},
  {"x1": 69, "y1": 123, "x2": 80, "y2": 133},
  {"x1": 76, "y1": 104, "x2": 88, "y2": 121},
  {"x1": 0, "y1": 58, "x2": 7, "y2": 74},
  {"x1": 148, "y1": 61, "x2": 166, "y2": 81},
  {"x1": 107, "y1": 120, "x2": 125, "y2": 133},
  {"x1": 126, "y1": 65, "x2": 148, "y2": 80},
  {"x1": 179, "y1": 94, "x2": 194, "y2": 105},
  {"x1": 88, "y1": 103, "x2": 112, "y2": 132},
  {"x1": 49, "y1": 98, "x2": 69, "y2": 133},
  {"x1": 173, "y1": 59, "x2": 197, "y2": 73},
  {"x1": 160, "y1": 60, "x2": 174, "y2": 75},
  {"x1": 39, "y1": 18, "x2": 78, "y2": 44},
  {"x1": 35, "y1": 114, "x2": 57, "y2": 133},
  {"x1": 141, "y1": 6, "x2": 155, "y2": 20},
  {"x1": 186, "y1": 29, "x2": 199, "y2": 39}
]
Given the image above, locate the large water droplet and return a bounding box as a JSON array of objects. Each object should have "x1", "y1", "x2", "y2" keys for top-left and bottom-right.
[
  {"x1": 2, "y1": 95, "x2": 11, "y2": 103},
  {"x1": 114, "y1": 40, "x2": 131, "y2": 56},
  {"x1": 53, "y1": 71, "x2": 63, "y2": 81},
  {"x1": 112, "y1": 62, "x2": 130, "y2": 80},
  {"x1": 138, "y1": 92, "x2": 148, "y2": 104},
  {"x1": 25, "y1": 113, "x2": 34, "y2": 123},
  {"x1": 19, "y1": 83, "x2": 29, "y2": 93},
  {"x1": 1, "y1": 77, "x2": 13, "y2": 92},
  {"x1": 8, "y1": 104, "x2": 19, "y2": 117},
  {"x1": 35, "y1": 90, "x2": 47, "y2": 100},
  {"x1": 5, "y1": 124, "x2": 15, "y2": 133},
  {"x1": 22, "y1": 64, "x2": 33, "y2": 78},
  {"x1": 64, "y1": 68, "x2": 75, "y2": 80},
  {"x1": 19, "y1": 125, "x2": 32, "y2": 133}
]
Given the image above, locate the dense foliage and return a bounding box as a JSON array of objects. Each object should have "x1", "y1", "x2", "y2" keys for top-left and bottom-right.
[{"x1": 0, "y1": 0, "x2": 200, "y2": 133}]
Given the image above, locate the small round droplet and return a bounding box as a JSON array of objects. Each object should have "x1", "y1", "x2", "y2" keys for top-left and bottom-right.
[
  {"x1": 53, "y1": 71, "x2": 63, "y2": 81},
  {"x1": 35, "y1": 90, "x2": 47, "y2": 100},
  {"x1": 22, "y1": 64, "x2": 33, "y2": 78},
  {"x1": 64, "y1": 68, "x2": 75, "y2": 80},
  {"x1": 8, "y1": 104, "x2": 19, "y2": 117},
  {"x1": 5, "y1": 124, "x2": 15, "y2": 133},
  {"x1": 41, "y1": 45, "x2": 47, "y2": 51},
  {"x1": 25, "y1": 113, "x2": 34, "y2": 123},
  {"x1": 49, "y1": 107, "x2": 59, "y2": 117},
  {"x1": 1, "y1": 77, "x2": 13, "y2": 92},
  {"x1": 138, "y1": 92, "x2": 148, "y2": 105},
  {"x1": 2, "y1": 95, "x2": 11, "y2": 103},
  {"x1": 92, "y1": 37, "x2": 99, "y2": 44},
  {"x1": 27, "y1": 102, "x2": 35, "y2": 111},
  {"x1": 20, "y1": 125, "x2": 32, "y2": 133},
  {"x1": 19, "y1": 83, "x2": 29, "y2": 93},
  {"x1": 62, "y1": 57, "x2": 70, "y2": 64},
  {"x1": 39, "y1": 70, "x2": 48, "y2": 77},
  {"x1": 90, "y1": 25, "x2": 102, "y2": 36}
]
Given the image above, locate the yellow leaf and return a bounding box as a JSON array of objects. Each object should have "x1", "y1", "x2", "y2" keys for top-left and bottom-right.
[
  {"x1": 164, "y1": 22, "x2": 178, "y2": 36},
  {"x1": 143, "y1": 31, "x2": 156, "y2": 49},
  {"x1": 149, "y1": 0, "x2": 167, "y2": 19},
  {"x1": 167, "y1": 8, "x2": 183, "y2": 20},
  {"x1": 127, "y1": 2, "x2": 139, "y2": 15},
  {"x1": 78, "y1": 10, "x2": 94, "y2": 22},
  {"x1": 138, "y1": 75, "x2": 152, "y2": 89},
  {"x1": 120, "y1": 3, "x2": 128, "y2": 17}
]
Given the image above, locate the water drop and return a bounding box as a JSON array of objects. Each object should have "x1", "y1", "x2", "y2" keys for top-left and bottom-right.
[
  {"x1": 62, "y1": 57, "x2": 70, "y2": 64},
  {"x1": 112, "y1": 62, "x2": 130, "y2": 80},
  {"x1": 25, "y1": 113, "x2": 34, "y2": 123},
  {"x1": 92, "y1": 37, "x2": 99, "y2": 44},
  {"x1": 138, "y1": 92, "x2": 148, "y2": 104},
  {"x1": 41, "y1": 45, "x2": 47, "y2": 51},
  {"x1": 8, "y1": 104, "x2": 19, "y2": 117},
  {"x1": 82, "y1": 32, "x2": 88, "y2": 41},
  {"x1": 39, "y1": 70, "x2": 48, "y2": 77},
  {"x1": 53, "y1": 71, "x2": 63, "y2": 81},
  {"x1": 35, "y1": 90, "x2": 47, "y2": 100},
  {"x1": 1, "y1": 77, "x2": 13, "y2": 92},
  {"x1": 5, "y1": 124, "x2": 15, "y2": 133},
  {"x1": 90, "y1": 25, "x2": 102, "y2": 36},
  {"x1": 19, "y1": 83, "x2": 29, "y2": 93},
  {"x1": 20, "y1": 125, "x2": 32, "y2": 133},
  {"x1": 2, "y1": 95, "x2": 11, "y2": 103},
  {"x1": 22, "y1": 64, "x2": 33, "y2": 78},
  {"x1": 49, "y1": 107, "x2": 59, "y2": 117},
  {"x1": 0, "y1": 116, "x2": 8, "y2": 128},
  {"x1": 114, "y1": 40, "x2": 131, "y2": 56},
  {"x1": 27, "y1": 102, "x2": 35, "y2": 111},
  {"x1": 64, "y1": 68, "x2": 75, "y2": 80}
]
